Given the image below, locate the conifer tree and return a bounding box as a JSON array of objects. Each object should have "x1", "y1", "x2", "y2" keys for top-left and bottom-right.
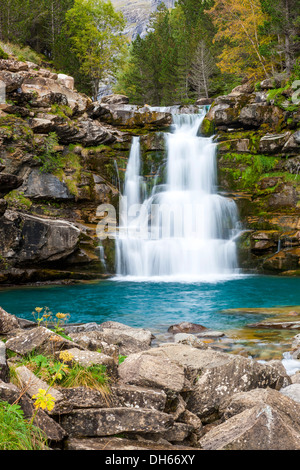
[{"x1": 260, "y1": 0, "x2": 300, "y2": 73}]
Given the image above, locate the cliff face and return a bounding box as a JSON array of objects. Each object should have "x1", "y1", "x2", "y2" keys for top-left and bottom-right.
[
  {"x1": 0, "y1": 58, "x2": 172, "y2": 284},
  {"x1": 202, "y1": 79, "x2": 300, "y2": 275},
  {"x1": 111, "y1": 0, "x2": 176, "y2": 39}
]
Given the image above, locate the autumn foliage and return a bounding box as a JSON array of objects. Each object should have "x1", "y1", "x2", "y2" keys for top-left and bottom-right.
[{"x1": 207, "y1": 0, "x2": 275, "y2": 80}]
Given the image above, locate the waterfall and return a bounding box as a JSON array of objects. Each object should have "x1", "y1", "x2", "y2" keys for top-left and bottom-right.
[{"x1": 115, "y1": 109, "x2": 241, "y2": 281}]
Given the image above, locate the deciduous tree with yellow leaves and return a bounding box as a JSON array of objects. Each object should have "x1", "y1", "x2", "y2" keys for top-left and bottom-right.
[{"x1": 207, "y1": 0, "x2": 275, "y2": 81}]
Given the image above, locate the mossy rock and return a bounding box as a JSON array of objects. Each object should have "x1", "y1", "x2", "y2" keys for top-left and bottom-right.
[{"x1": 200, "y1": 117, "x2": 215, "y2": 137}]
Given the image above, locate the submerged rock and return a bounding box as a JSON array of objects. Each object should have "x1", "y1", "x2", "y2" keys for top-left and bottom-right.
[{"x1": 168, "y1": 322, "x2": 208, "y2": 334}]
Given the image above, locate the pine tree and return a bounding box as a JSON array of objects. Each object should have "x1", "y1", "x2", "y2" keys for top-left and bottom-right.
[{"x1": 260, "y1": 0, "x2": 300, "y2": 73}]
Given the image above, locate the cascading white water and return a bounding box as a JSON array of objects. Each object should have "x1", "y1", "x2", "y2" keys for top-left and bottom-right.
[{"x1": 115, "y1": 109, "x2": 241, "y2": 280}]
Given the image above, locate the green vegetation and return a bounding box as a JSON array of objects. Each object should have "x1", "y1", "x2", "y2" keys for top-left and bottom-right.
[
  {"x1": 0, "y1": 0, "x2": 298, "y2": 104},
  {"x1": 0, "y1": 41, "x2": 43, "y2": 64},
  {"x1": 34, "y1": 132, "x2": 63, "y2": 173},
  {"x1": 219, "y1": 152, "x2": 280, "y2": 191},
  {"x1": 63, "y1": 0, "x2": 127, "y2": 100},
  {"x1": 115, "y1": 1, "x2": 226, "y2": 105},
  {"x1": 5, "y1": 191, "x2": 32, "y2": 211},
  {"x1": 241, "y1": 155, "x2": 278, "y2": 189},
  {"x1": 116, "y1": 0, "x2": 300, "y2": 106},
  {"x1": 0, "y1": 401, "x2": 47, "y2": 450},
  {"x1": 0, "y1": 0, "x2": 127, "y2": 98},
  {"x1": 10, "y1": 350, "x2": 110, "y2": 393},
  {"x1": 0, "y1": 45, "x2": 9, "y2": 59},
  {"x1": 1, "y1": 305, "x2": 112, "y2": 449}
]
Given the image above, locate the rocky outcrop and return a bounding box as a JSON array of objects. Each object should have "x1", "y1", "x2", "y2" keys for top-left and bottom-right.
[
  {"x1": 89, "y1": 102, "x2": 173, "y2": 130},
  {"x1": 110, "y1": 0, "x2": 176, "y2": 40},
  {"x1": 1, "y1": 306, "x2": 300, "y2": 450},
  {"x1": 0, "y1": 55, "x2": 175, "y2": 284},
  {"x1": 201, "y1": 78, "x2": 300, "y2": 274},
  {"x1": 1, "y1": 53, "x2": 299, "y2": 281}
]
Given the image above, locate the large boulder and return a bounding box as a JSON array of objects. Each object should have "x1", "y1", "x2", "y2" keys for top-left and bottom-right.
[
  {"x1": 219, "y1": 387, "x2": 300, "y2": 429},
  {"x1": 0, "y1": 173, "x2": 23, "y2": 197},
  {"x1": 5, "y1": 326, "x2": 78, "y2": 356},
  {"x1": 199, "y1": 404, "x2": 300, "y2": 450},
  {"x1": 91, "y1": 103, "x2": 172, "y2": 129},
  {"x1": 50, "y1": 117, "x2": 116, "y2": 147},
  {"x1": 59, "y1": 407, "x2": 174, "y2": 438},
  {"x1": 119, "y1": 344, "x2": 291, "y2": 421},
  {"x1": 0, "y1": 211, "x2": 82, "y2": 266},
  {"x1": 23, "y1": 170, "x2": 74, "y2": 201},
  {"x1": 118, "y1": 349, "x2": 190, "y2": 393},
  {"x1": 68, "y1": 321, "x2": 154, "y2": 356},
  {"x1": 199, "y1": 387, "x2": 300, "y2": 450},
  {"x1": 0, "y1": 306, "x2": 20, "y2": 334}
]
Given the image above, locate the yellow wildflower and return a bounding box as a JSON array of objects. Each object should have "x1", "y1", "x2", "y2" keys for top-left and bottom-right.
[
  {"x1": 35, "y1": 307, "x2": 43, "y2": 313},
  {"x1": 59, "y1": 351, "x2": 74, "y2": 362},
  {"x1": 56, "y1": 313, "x2": 68, "y2": 319},
  {"x1": 32, "y1": 389, "x2": 56, "y2": 412}
]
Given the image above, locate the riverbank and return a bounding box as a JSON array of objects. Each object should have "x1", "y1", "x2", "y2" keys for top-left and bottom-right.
[{"x1": 2, "y1": 305, "x2": 300, "y2": 450}]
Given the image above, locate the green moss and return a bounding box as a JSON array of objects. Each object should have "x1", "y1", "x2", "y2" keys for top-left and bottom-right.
[
  {"x1": 218, "y1": 153, "x2": 279, "y2": 191},
  {"x1": 34, "y1": 132, "x2": 63, "y2": 173},
  {"x1": 5, "y1": 191, "x2": 32, "y2": 211},
  {"x1": 51, "y1": 104, "x2": 73, "y2": 119},
  {"x1": 267, "y1": 86, "x2": 299, "y2": 114},
  {"x1": 200, "y1": 118, "x2": 214, "y2": 137},
  {"x1": 0, "y1": 115, "x2": 34, "y2": 142},
  {"x1": 53, "y1": 151, "x2": 83, "y2": 197}
]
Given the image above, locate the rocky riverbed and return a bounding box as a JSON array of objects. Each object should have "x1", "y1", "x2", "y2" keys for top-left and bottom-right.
[{"x1": 2, "y1": 305, "x2": 300, "y2": 450}]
